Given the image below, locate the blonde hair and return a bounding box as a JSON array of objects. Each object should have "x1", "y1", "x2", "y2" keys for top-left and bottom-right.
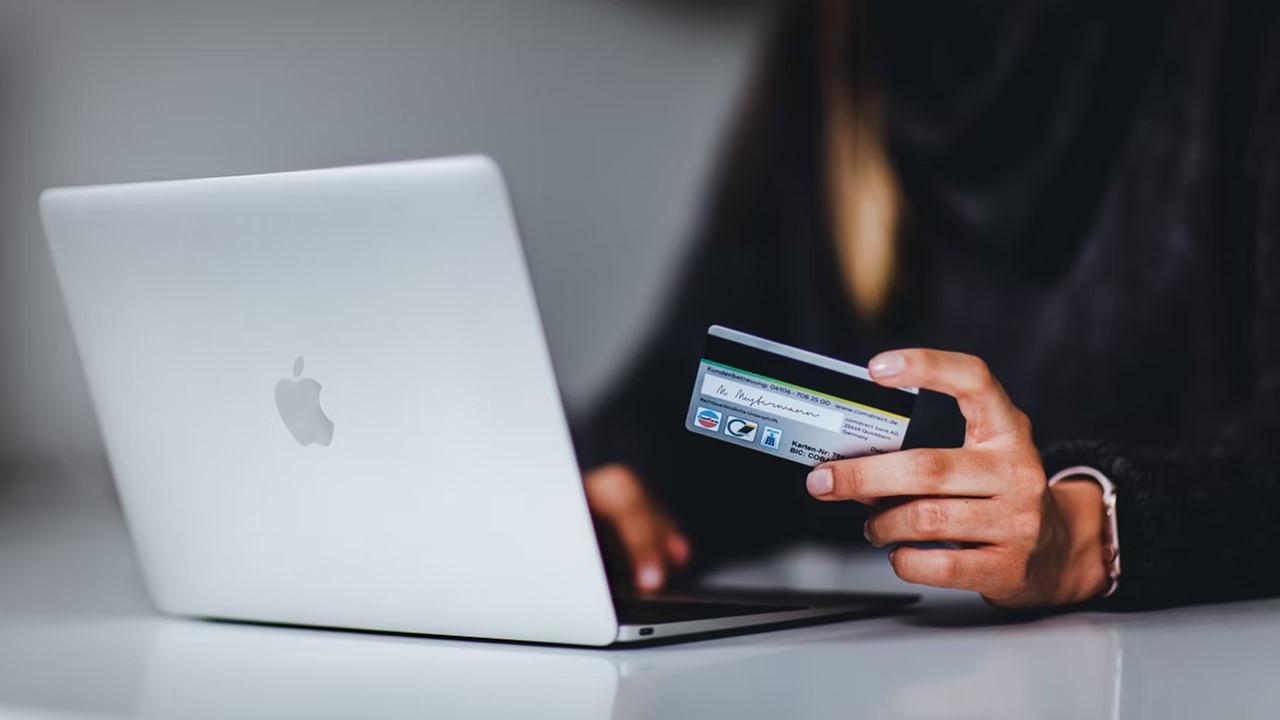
[{"x1": 822, "y1": 0, "x2": 901, "y2": 322}]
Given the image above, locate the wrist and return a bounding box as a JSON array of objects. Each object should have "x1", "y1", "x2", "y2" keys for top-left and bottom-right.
[{"x1": 1050, "y1": 480, "x2": 1110, "y2": 603}]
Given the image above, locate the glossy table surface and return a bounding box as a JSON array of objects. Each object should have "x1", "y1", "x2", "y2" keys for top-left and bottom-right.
[{"x1": 2, "y1": 470, "x2": 1278, "y2": 719}]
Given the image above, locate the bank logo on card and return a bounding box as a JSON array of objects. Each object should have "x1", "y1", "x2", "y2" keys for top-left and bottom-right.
[
  {"x1": 725, "y1": 416, "x2": 759, "y2": 442},
  {"x1": 761, "y1": 426, "x2": 782, "y2": 450},
  {"x1": 694, "y1": 407, "x2": 723, "y2": 431}
]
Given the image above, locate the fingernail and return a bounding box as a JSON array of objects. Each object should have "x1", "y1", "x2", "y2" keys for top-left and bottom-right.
[
  {"x1": 869, "y1": 353, "x2": 905, "y2": 378},
  {"x1": 806, "y1": 468, "x2": 834, "y2": 496},
  {"x1": 863, "y1": 520, "x2": 872, "y2": 542},
  {"x1": 637, "y1": 564, "x2": 663, "y2": 591},
  {"x1": 668, "y1": 534, "x2": 690, "y2": 564},
  {"x1": 888, "y1": 548, "x2": 897, "y2": 563}
]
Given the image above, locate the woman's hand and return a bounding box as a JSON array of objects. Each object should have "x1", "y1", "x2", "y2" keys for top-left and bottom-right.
[
  {"x1": 806, "y1": 349, "x2": 1108, "y2": 608},
  {"x1": 583, "y1": 464, "x2": 690, "y2": 593}
]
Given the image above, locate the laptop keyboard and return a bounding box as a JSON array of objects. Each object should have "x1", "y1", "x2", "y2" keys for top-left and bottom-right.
[{"x1": 615, "y1": 597, "x2": 807, "y2": 624}]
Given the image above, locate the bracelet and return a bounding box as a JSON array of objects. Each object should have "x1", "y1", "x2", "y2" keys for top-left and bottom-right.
[{"x1": 1048, "y1": 466, "x2": 1121, "y2": 598}]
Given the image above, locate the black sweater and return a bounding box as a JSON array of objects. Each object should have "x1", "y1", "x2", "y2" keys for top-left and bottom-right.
[{"x1": 573, "y1": 0, "x2": 1280, "y2": 609}]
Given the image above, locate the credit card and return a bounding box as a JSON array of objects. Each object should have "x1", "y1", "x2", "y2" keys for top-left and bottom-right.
[{"x1": 684, "y1": 326, "x2": 917, "y2": 466}]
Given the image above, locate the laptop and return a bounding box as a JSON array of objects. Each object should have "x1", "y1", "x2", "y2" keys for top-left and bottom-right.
[{"x1": 40, "y1": 156, "x2": 916, "y2": 646}]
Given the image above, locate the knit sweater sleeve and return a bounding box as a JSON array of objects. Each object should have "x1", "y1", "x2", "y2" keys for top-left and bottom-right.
[{"x1": 1041, "y1": 38, "x2": 1280, "y2": 609}]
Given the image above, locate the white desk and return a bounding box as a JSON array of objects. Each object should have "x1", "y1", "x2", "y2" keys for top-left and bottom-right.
[{"x1": 2, "y1": 469, "x2": 1277, "y2": 719}]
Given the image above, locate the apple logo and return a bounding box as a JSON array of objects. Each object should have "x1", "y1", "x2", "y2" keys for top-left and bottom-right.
[{"x1": 274, "y1": 356, "x2": 334, "y2": 447}]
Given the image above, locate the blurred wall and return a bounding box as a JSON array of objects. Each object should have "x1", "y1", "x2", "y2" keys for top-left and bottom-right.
[{"x1": 0, "y1": 0, "x2": 766, "y2": 477}]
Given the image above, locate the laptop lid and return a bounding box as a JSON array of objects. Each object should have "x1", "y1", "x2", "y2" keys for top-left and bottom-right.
[{"x1": 41, "y1": 157, "x2": 619, "y2": 646}]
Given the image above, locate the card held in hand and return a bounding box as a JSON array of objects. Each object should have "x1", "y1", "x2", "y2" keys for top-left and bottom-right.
[{"x1": 684, "y1": 326, "x2": 920, "y2": 466}]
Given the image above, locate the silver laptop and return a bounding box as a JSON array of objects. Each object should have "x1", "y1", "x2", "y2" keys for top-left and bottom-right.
[{"x1": 40, "y1": 156, "x2": 915, "y2": 646}]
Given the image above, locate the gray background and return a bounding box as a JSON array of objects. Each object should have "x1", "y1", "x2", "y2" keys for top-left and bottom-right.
[{"x1": 0, "y1": 0, "x2": 768, "y2": 489}]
